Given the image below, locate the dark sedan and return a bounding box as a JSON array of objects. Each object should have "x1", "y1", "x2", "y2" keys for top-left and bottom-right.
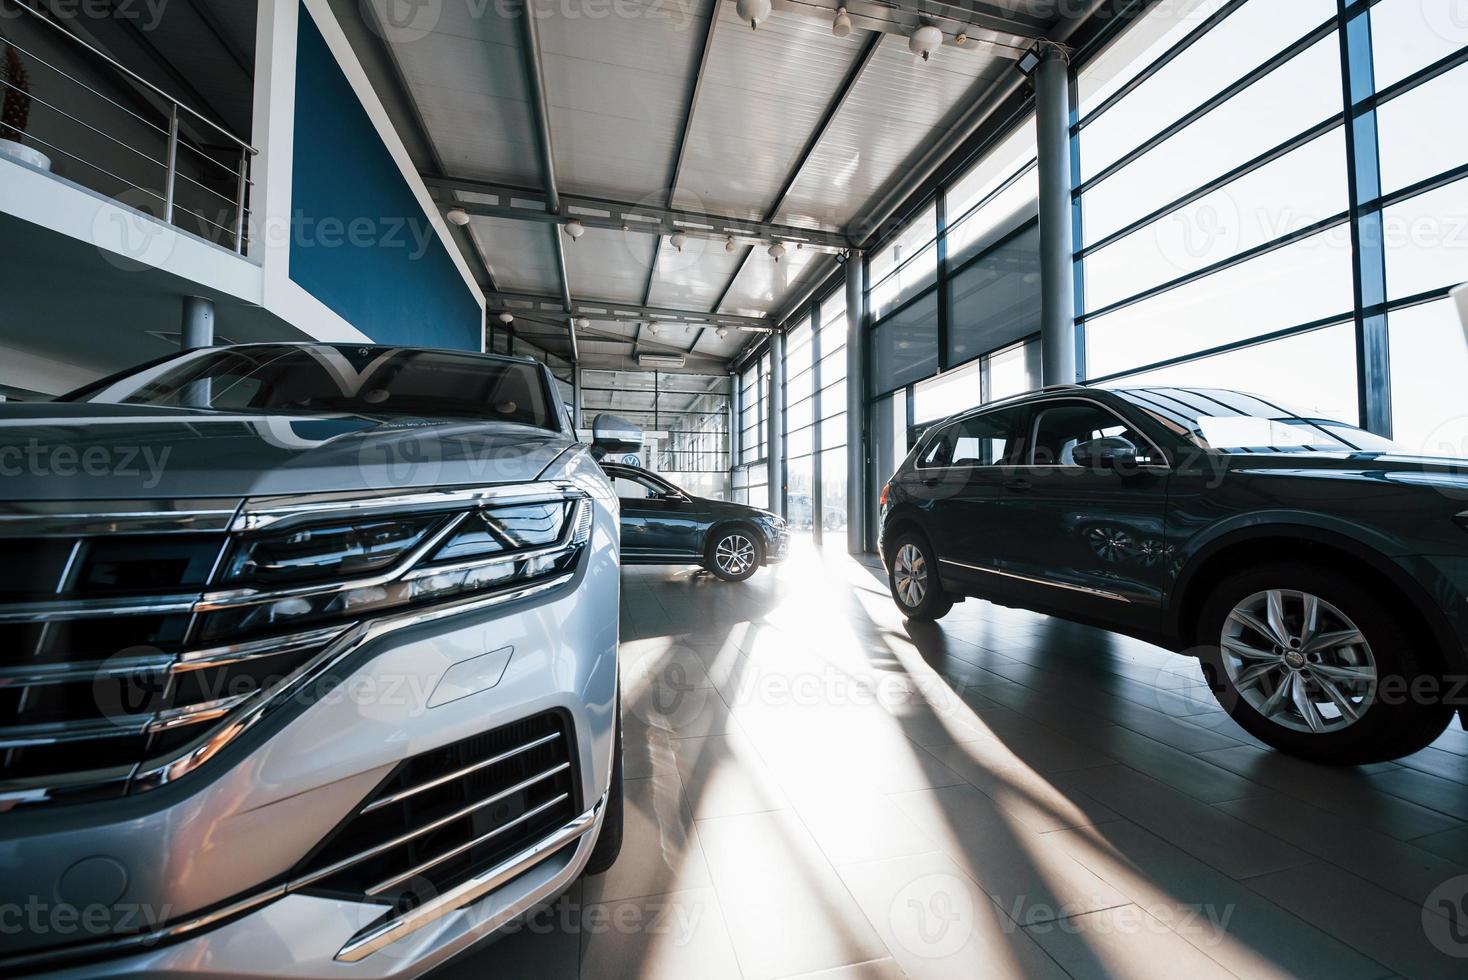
[
  {"x1": 879, "y1": 384, "x2": 1468, "y2": 765},
  {"x1": 601, "y1": 463, "x2": 789, "y2": 581}
]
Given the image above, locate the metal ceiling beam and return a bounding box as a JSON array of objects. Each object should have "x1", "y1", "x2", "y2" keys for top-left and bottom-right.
[
  {"x1": 705, "y1": 31, "x2": 884, "y2": 352},
  {"x1": 514, "y1": 0, "x2": 579, "y2": 361},
  {"x1": 493, "y1": 291, "x2": 775, "y2": 331},
  {"x1": 766, "y1": 0, "x2": 1046, "y2": 55},
  {"x1": 639, "y1": 0, "x2": 724, "y2": 357},
  {"x1": 423, "y1": 177, "x2": 853, "y2": 254}
]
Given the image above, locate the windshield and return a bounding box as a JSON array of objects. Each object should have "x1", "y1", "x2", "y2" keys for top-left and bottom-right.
[
  {"x1": 62, "y1": 345, "x2": 559, "y2": 431},
  {"x1": 1112, "y1": 387, "x2": 1405, "y2": 455}
]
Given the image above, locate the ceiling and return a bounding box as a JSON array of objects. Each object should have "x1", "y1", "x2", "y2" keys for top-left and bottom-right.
[{"x1": 353, "y1": 0, "x2": 1095, "y2": 370}]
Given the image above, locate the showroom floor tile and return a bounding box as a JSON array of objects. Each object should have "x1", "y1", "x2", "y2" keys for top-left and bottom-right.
[{"x1": 435, "y1": 540, "x2": 1468, "y2": 979}]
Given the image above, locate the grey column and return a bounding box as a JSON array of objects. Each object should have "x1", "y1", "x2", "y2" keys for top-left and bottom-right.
[
  {"x1": 1035, "y1": 44, "x2": 1077, "y2": 387},
  {"x1": 766, "y1": 330, "x2": 785, "y2": 518},
  {"x1": 181, "y1": 296, "x2": 215, "y2": 350},
  {"x1": 572, "y1": 366, "x2": 584, "y2": 433},
  {"x1": 845, "y1": 253, "x2": 866, "y2": 554}
]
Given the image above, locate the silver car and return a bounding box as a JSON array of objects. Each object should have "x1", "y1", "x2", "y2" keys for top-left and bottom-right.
[{"x1": 0, "y1": 344, "x2": 623, "y2": 977}]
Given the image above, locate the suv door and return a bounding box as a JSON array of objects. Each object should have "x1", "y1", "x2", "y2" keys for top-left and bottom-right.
[
  {"x1": 905, "y1": 406, "x2": 1029, "y2": 595},
  {"x1": 997, "y1": 398, "x2": 1171, "y2": 624}
]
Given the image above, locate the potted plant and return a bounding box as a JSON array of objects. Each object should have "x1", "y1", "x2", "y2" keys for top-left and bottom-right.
[{"x1": 1, "y1": 41, "x2": 51, "y2": 171}]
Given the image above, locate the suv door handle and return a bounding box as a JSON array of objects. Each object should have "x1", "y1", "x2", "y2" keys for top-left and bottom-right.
[
  {"x1": 1005, "y1": 478, "x2": 1032, "y2": 493},
  {"x1": 920, "y1": 477, "x2": 941, "y2": 488}
]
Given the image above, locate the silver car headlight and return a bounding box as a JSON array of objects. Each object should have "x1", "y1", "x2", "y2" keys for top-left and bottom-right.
[{"x1": 198, "y1": 484, "x2": 593, "y2": 642}]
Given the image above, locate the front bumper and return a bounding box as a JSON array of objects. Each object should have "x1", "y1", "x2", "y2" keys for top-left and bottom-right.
[
  {"x1": 2, "y1": 510, "x2": 621, "y2": 978},
  {"x1": 765, "y1": 527, "x2": 791, "y2": 564}
]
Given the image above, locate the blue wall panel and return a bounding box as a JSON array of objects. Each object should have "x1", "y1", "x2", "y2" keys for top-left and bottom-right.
[{"x1": 289, "y1": 6, "x2": 480, "y2": 350}]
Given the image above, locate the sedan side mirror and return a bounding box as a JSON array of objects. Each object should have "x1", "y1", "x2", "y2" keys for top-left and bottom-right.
[
  {"x1": 1072, "y1": 436, "x2": 1142, "y2": 470},
  {"x1": 590, "y1": 414, "x2": 643, "y2": 460}
]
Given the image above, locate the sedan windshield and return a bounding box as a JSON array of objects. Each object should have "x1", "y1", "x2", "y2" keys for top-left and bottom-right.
[
  {"x1": 61, "y1": 345, "x2": 559, "y2": 431},
  {"x1": 1112, "y1": 387, "x2": 1404, "y2": 455}
]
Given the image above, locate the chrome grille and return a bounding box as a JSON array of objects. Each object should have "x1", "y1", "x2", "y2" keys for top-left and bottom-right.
[
  {"x1": 0, "y1": 487, "x2": 591, "y2": 812},
  {"x1": 292, "y1": 712, "x2": 578, "y2": 917}
]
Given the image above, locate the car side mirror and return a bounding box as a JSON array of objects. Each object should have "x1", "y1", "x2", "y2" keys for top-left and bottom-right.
[
  {"x1": 1072, "y1": 436, "x2": 1142, "y2": 470},
  {"x1": 590, "y1": 414, "x2": 643, "y2": 460}
]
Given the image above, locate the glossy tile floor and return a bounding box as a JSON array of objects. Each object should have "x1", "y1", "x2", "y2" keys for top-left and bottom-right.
[{"x1": 437, "y1": 539, "x2": 1468, "y2": 979}]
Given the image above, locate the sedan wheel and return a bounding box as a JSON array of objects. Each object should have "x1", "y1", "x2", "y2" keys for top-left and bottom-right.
[
  {"x1": 707, "y1": 531, "x2": 761, "y2": 582},
  {"x1": 1220, "y1": 589, "x2": 1377, "y2": 735}
]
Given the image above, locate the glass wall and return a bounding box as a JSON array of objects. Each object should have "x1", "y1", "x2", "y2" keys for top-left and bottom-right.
[
  {"x1": 1077, "y1": 0, "x2": 1468, "y2": 443},
  {"x1": 581, "y1": 370, "x2": 732, "y2": 496},
  {"x1": 818, "y1": 291, "x2": 849, "y2": 537},
  {"x1": 784, "y1": 317, "x2": 816, "y2": 529}
]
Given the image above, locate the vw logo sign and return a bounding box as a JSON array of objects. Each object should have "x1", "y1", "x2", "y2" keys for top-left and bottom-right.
[{"x1": 620, "y1": 454, "x2": 642, "y2": 467}]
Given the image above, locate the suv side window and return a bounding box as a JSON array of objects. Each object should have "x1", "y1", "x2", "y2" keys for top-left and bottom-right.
[
  {"x1": 1030, "y1": 401, "x2": 1148, "y2": 466},
  {"x1": 609, "y1": 470, "x2": 660, "y2": 499},
  {"x1": 916, "y1": 407, "x2": 1027, "y2": 469}
]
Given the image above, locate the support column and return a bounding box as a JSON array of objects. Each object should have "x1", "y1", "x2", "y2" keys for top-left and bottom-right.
[
  {"x1": 182, "y1": 296, "x2": 215, "y2": 349},
  {"x1": 767, "y1": 330, "x2": 785, "y2": 518},
  {"x1": 845, "y1": 253, "x2": 867, "y2": 555},
  {"x1": 572, "y1": 366, "x2": 584, "y2": 432},
  {"x1": 1035, "y1": 44, "x2": 1077, "y2": 387}
]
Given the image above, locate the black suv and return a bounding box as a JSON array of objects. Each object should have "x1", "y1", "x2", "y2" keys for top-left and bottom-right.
[{"x1": 880, "y1": 384, "x2": 1468, "y2": 765}]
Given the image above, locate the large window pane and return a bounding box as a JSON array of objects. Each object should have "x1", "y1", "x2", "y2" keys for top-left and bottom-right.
[
  {"x1": 1077, "y1": 0, "x2": 1231, "y2": 116},
  {"x1": 820, "y1": 411, "x2": 848, "y2": 451},
  {"x1": 948, "y1": 224, "x2": 1041, "y2": 365},
  {"x1": 988, "y1": 340, "x2": 1040, "y2": 402},
  {"x1": 787, "y1": 455, "x2": 815, "y2": 530},
  {"x1": 873, "y1": 291, "x2": 940, "y2": 394},
  {"x1": 820, "y1": 448, "x2": 848, "y2": 535},
  {"x1": 1389, "y1": 298, "x2": 1468, "y2": 455},
  {"x1": 1105, "y1": 322, "x2": 1359, "y2": 425},
  {"x1": 1383, "y1": 175, "x2": 1468, "y2": 300},
  {"x1": 1377, "y1": 60, "x2": 1468, "y2": 195},
  {"x1": 947, "y1": 167, "x2": 1039, "y2": 265},
  {"x1": 1080, "y1": 0, "x2": 1335, "y2": 181},
  {"x1": 1372, "y1": 0, "x2": 1468, "y2": 89},
  {"x1": 946, "y1": 116, "x2": 1036, "y2": 219},
  {"x1": 1085, "y1": 229, "x2": 1355, "y2": 379},
  {"x1": 1082, "y1": 33, "x2": 1343, "y2": 244},
  {"x1": 1083, "y1": 127, "x2": 1348, "y2": 310},
  {"x1": 914, "y1": 359, "x2": 982, "y2": 425}
]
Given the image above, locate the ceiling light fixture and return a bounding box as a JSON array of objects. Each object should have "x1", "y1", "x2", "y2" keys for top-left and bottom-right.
[
  {"x1": 717, "y1": 327, "x2": 730, "y2": 339},
  {"x1": 725, "y1": 235, "x2": 737, "y2": 253},
  {"x1": 735, "y1": 0, "x2": 770, "y2": 30},
  {"x1": 1015, "y1": 44, "x2": 1043, "y2": 78},
  {"x1": 445, "y1": 207, "x2": 470, "y2": 227},
  {"x1": 768, "y1": 242, "x2": 787, "y2": 263},
  {"x1": 909, "y1": 24, "x2": 942, "y2": 62},
  {"x1": 497, "y1": 312, "x2": 515, "y2": 325},
  {"x1": 670, "y1": 231, "x2": 688, "y2": 251},
  {"x1": 647, "y1": 322, "x2": 660, "y2": 336},
  {"x1": 955, "y1": 32, "x2": 968, "y2": 47},
  {"x1": 832, "y1": 7, "x2": 851, "y2": 37},
  {"x1": 575, "y1": 317, "x2": 590, "y2": 330},
  {"x1": 563, "y1": 218, "x2": 586, "y2": 241},
  {"x1": 639, "y1": 353, "x2": 687, "y2": 368}
]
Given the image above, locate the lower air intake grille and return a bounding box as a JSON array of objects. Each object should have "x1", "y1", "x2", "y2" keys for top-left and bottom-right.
[{"x1": 295, "y1": 712, "x2": 578, "y2": 915}]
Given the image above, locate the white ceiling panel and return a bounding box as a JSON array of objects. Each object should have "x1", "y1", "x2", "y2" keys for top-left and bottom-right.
[
  {"x1": 776, "y1": 38, "x2": 1010, "y2": 231},
  {"x1": 671, "y1": 7, "x2": 871, "y2": 220},
  {"x1": 716, "y1": 245, "x2": 820, "y2": 318},
  {"x1": 536, "y1": 0, "x2": 710, "y2": 200},
  {"x1": 463, "y1": 213, "x2": 560, "y2": 295},
  {"x1": 383, "y1": 5, "x2": 540, "y2": 185},
  {"x1": 645, "y1": 235, "x2": 748, "y2": 310},
  {"x1": 562, "y1": 227, "x2": 657, "y2": 303}
]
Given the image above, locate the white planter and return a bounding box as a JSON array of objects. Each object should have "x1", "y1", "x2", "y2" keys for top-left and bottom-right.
[{"x1": 0, "y1": 138, "x2": 51, "y2": 171}]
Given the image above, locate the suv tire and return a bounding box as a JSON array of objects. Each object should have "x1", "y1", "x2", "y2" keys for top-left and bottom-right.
[
  {"x1": 1196, "y1": 562, "x2": 1454, "y2": 765},
  {"x1": 888, "y1": 531, "x2": 954, "y2": 621}
]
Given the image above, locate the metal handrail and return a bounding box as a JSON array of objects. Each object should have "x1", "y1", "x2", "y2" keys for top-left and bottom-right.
[
  {"x1": 5, "y1": 0, "x2": 255, "y2": 152},
  {"x1": 1, "y1": 0, "x2": 257, "y2": 252}
]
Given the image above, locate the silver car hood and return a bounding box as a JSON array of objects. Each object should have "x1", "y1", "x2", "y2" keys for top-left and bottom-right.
[{"x1": 0, "y1": 403, "x2": 573, "y2": 502}]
